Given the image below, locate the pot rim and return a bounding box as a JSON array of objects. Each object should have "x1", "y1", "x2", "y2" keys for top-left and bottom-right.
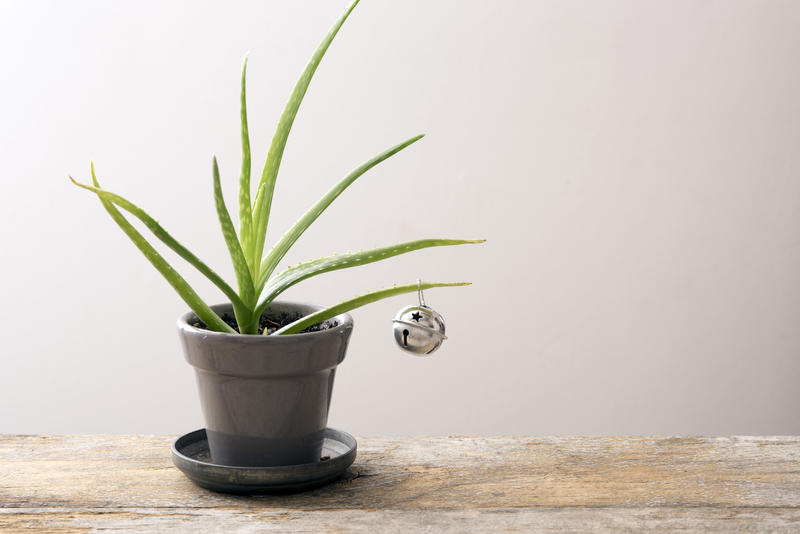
[{"x1": 177, "y1": 301, "x2": 354, "y2": 344}]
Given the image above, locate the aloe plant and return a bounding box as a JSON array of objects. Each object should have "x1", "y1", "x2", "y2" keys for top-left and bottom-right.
[{"x1": 71, "y1": 0, "x2": 482, "y2": 335}]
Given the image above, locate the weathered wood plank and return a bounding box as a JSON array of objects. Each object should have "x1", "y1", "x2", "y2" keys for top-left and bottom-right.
[
  {"x1": 1, "y1": 435, "x2": 799, "y2": 531},
  {"x1": 2, "y1": 507, "x2": 800, "y2": 533}
]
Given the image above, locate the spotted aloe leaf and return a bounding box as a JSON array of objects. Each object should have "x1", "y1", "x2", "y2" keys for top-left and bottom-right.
[
  {"x1": 255, "y1": 134, "x2": 425, "y2": 291},
  {"x1": 250, "y1": 0, "x2": 361, "y2": 272},
  {"x1": 240, "y1": 239, "x2": 483, "y2": 332},
  {"x1": 76, "y1": 164, "x2": 235, "y2": 333},
  {"x1": 69, "y1": 176, "x2": 248, "y2": 316},
  {"x1": 274, "y1": 282, "x2": 470, "y2": 335},
  {"x1": 212, "y1": 157, "x2": 256, "y2": 330},
  {"x1": 237, "y1": 54, "x2": 254, "y2": 279}
]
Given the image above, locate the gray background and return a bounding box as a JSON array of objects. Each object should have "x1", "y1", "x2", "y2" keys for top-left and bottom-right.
[{"x1": 1, "y1": 0, "x2": 798, "y2": 435}]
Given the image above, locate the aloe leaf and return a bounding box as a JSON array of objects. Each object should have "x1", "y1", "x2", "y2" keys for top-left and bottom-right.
[
  {"x1": 77, "y1": 164, "x2": 235, "y2": 333},
  {"x1": 244, "y1": 239, "x2": 483, "y2": 331},
  {"x1": 273, "y1": 281, "x2": 470, "y2": 335},
  {"x1": 69, "y1": 177, "x2": 249, "y2": 315},
  {"x1": 256, "y1": 134, "x2": 425, "y2": 290},
  {"x1": 212, "y1": 158, "x2": 256, "y2": 326},
  {"x1": 251, "y1": 0, "x2": 361, "y2": 271},
  {"x1": 238, "y1": 54, "x2": 254, "y2": 276}
]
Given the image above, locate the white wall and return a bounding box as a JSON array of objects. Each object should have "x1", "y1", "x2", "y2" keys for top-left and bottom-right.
[{"x1": 1, "y1": 0, "x2": 798, "y2": 435}]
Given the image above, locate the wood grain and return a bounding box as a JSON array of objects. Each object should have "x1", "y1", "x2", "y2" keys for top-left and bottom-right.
[{"x1": 1, "y1": 435, "x2": 799, "y2": 532}]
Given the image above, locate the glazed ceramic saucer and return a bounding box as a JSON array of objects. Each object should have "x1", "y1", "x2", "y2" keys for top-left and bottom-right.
[{"x1": 171, "y1": 428, "x2": 357, "y2": 494}]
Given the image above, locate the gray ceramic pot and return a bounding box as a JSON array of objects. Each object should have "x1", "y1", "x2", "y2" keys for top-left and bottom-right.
[{"x1": 177, "y1": 302, "x2": 353, "y2": 467}]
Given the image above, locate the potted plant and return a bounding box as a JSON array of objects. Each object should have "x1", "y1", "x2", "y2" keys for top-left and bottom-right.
[{"x1": 71, "y1": 0, "x2": 482, "y2": 471}]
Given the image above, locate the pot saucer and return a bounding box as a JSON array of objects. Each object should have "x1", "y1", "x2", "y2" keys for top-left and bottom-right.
[{"x1": 171, "y1": 428, "x2": 357, "y2": 494}]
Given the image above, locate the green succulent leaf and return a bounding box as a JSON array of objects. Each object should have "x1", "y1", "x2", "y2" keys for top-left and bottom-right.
[
  {"x1": 256, "y1": 134, "x2": 425, "y2": 290},
  {"x1": 250, "y1": 0, "x2": 361, "y2": 271},
  {"x1": 76, "y1": 164, "x2": 234, "y2": 333},
  {"x1": 212, "y1": 158, "x2": 256, "y2": 328},
  {"x1": 243, "y1": 239, "x2": 483, "y2": 331},
  {"x1": 69, "y1": 177, "x2": 248, "y2": 315},
  {"x1": 273, "y1": 281, "x2": 470, "y2": 335},
  {"x1": 238, "y1": 54, "x2": 254, "y2": 277}
]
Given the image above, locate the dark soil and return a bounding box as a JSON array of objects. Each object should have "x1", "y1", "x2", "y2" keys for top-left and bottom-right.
[{"x1": 192, "y1": 311, "x2": 338, "y2": 335}]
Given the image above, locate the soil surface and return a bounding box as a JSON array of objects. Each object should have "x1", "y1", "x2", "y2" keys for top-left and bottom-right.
[{"x1": 193, "y1": 311, "x2": 338, "y2": 335}]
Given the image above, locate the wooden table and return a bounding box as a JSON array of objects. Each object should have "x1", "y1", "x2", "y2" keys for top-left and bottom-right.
[{"x1": 1, "y1": 435, "x2": 799, "y2": 532}]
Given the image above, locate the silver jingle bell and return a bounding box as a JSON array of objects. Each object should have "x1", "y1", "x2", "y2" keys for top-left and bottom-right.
[{"x1": 392, "y1": 304, "x2": 447, "y2": 356}]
